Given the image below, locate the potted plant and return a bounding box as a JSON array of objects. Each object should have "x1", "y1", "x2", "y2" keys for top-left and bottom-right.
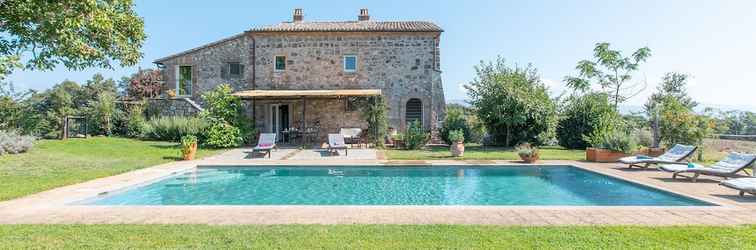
[
  {"x1": 391, "y1": 132, "x2": 405, "y2": 149},
  {"x1": 448, "y1": 129, "x2": 465, "y2": 157},
  {"x1": 181, "y1": 135, "x2": 198, "y2": 160},
  {"x1": 517, "y1": 143, "x2": 540, "y2": 163},
  {"x1": 585, "y1": 130, "x2": 637, "y2": 162}
]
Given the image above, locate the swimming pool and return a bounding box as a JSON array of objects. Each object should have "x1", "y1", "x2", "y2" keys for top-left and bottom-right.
[{"x1": 84, "y1": 165, "x2": 710, "y2": 206}]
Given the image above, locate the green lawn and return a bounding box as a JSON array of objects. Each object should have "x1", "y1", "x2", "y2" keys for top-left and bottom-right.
[
  {"x1": 0, "y1": 224, "x2": 754, "y2": 249},
  {"x1": 385, "y1": 145, "x2": 585, "y2": 161},
  {"x1": 0, "y1": 137, "x2": 224, "y2": 201}
]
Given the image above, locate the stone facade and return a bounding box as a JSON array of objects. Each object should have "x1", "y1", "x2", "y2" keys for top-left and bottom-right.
[
  {"x1": 154, "y1": 10, "x2": 445, "y2": 140},
  {"x1": 146, "y1": 98, "x2": 203, "y2": 117},
  {"x1": 250, "y1": 32, "x2": 445, "y2": 131}
]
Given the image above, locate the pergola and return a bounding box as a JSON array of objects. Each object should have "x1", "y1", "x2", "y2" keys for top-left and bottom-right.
[{"x1": 232, "y1": 89, "x2": 382, "y2": 134}]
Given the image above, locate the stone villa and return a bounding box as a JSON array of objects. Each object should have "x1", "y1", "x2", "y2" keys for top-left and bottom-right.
[{"x1": 153, "y1": 9, "x2": 445, "y2": 141}]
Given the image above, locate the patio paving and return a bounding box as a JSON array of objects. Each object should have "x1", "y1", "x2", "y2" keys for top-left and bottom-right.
[
  {"x1": 0, "y1": 158, "x2": 755, "y2": 225},
  {"x1": 288, "y1": 148, "x2": 379, "y2": 160}
]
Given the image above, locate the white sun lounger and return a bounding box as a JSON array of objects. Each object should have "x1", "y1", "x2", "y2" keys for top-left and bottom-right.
[
  {"x1": 328, "y1": 134, "x2": 348, "y2": 156},
  {"x1": 659, "y1": 152, "x2": 756, "y2": 182},
  {"x1": 253, "y1": 133, "x2": 277, "y2": 158},
  {"x1": 721, "y1": 178, "x2": 756, "y2": 197},
  {"x1": 619, "y1": 144, "x2": 697, "y2": 169}
]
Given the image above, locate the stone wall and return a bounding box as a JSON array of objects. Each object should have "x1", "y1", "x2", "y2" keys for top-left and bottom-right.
[
  {"x1": 250, "y1": 32, "x2": 445, "y2": 131},
  {"x1": 157, "y1": 34, "x2": 251, "y2": 103},
  {"x1": 147, "y1": 98, "x2": 202, "y2": 117}
]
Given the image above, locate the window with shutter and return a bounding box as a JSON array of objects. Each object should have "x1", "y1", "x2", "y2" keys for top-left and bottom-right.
[{"x1": 405, "y1": 98, "x2": 423, "y2": 127}]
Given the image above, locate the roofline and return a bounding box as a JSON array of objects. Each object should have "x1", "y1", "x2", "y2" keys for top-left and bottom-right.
[{"x1": 152, "y1": 33, "x2": 246, "y2": 64}]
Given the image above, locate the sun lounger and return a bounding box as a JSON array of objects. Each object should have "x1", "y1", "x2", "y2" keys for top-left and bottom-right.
[
  {"x1": 720, "y1": 178, "x2": 756, "y2": 196},
  {"x1": 659, "y1": 152, "x2": 756, "y2": 182},
  {"x1": 328, "y1": 133, "x2": 348, "y2": 156},
  {"x1": 253, "y1": 133, "x2": 277, "y2": 158},
  {"x1": 619, "y1": 144, "x2": 697, "y2": 169},
  {"x1": 340, "y1": 128, "x2": 362, "y2": 147}
]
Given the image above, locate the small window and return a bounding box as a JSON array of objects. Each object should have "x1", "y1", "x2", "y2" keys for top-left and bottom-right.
[
  {"x1": 177, "y1": 65, "x2": 192, "y2": 96},
  {"x1": 274, "y1": 56, "x2": 286, "y2": 71},
  {"x1": 343, "y1": 55, "x2": 357, "y2": 72},
  {"x1": 222, "y1": 62, "x2": 243, "y2": 79}
]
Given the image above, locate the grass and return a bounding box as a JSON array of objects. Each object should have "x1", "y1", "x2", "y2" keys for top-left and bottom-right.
[
  {"x1": 0, "y1": 137, "x2": 224, "y2": 201},
  {"x1": 385, "y1": 145, "x2": 585, "y2": 161},
  {"x1": 0, "y1": 224, "x2": 754, "y2": 249}
]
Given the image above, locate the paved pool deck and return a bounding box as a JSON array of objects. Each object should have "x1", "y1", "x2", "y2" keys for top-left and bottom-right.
[{"x1": 0, "y1": 157, "x2": 755, "y2": 225}]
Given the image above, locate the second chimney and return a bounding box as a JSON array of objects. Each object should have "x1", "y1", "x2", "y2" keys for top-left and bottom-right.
[
  {"x1": 293, "y1": 8, "x2": 304, "y2": 22},
  {"x1": 358, "y1": 8, "x2": 370, "y2": 21}
]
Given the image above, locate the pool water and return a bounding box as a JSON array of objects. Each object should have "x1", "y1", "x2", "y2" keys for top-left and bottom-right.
[{"x1": 85, "y1": 166, "x2": 710, "y2": 206}]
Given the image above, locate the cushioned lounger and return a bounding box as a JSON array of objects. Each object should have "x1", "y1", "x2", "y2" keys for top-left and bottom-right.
[
  {"x1": 253, "y1": 133, "x2": 277, "y2": 158},
  {"x1": 328, "y1": 134, "x2": 348, "y2": 156},
  {"x1": 720, "y1": 178, "x2": 756, "y2": 197},
  {"x1": 619, "y1": 144, "x2": 697, "y2": 169},
  {"x1": 659, "y1": 152, "x2": 756, "y2": 182}
]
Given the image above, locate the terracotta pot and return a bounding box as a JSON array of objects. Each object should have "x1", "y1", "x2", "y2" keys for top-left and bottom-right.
[
  {"x1": 519, "y1": 154, "x2": 540, "y2": 163},
  {"x1": 586, "y1": 147, "x2": 627, "y2": 162},
  {"x1": 451, "y1": 142, "x2": 465, "y2": 157},
  {"x1": 182, "y1": 143, "x2": 197, "y2": 161}
]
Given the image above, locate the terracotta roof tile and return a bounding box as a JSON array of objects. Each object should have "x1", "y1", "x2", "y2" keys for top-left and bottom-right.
[{"x1": 249, "y1": 21, "x2": 443, "y2": 33}]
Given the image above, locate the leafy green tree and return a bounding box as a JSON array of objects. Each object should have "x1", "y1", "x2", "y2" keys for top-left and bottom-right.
[
  {"x1": 466, "y1": 57, "x2": 556, "y2": 146},
  {"x1": 87, "y1": 92, "x2": 117, "y2": 135},
  {"x1": 0, "y1": 0, "x2": 146, "y2": 71},
  {"x1": 644, "y1": 72, "x2": 696, "y2": 146},
  {"x1": 565, "y1": 42, "x2": 651, "y2": 110},
  {"x1": 556, "y1": 92, "x2": 617, "y2": 149}
]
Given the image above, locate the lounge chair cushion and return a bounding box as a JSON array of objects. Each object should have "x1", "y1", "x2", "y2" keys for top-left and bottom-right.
[
  {"x1": 619, "y1": 144, "x2": 696, "y2": 164},
  {"x1": 721, "y1": 178, "x2": 756, "y2": 193},
  {"x1": 660, "y1": 152, "x2": 756, "y2": 174},
  {"x1": 328, "y1": 134, "x2": 347, "y2": 148},
  {"x1": 659, "y1": 163, "x2": 704, "y2": 173}
]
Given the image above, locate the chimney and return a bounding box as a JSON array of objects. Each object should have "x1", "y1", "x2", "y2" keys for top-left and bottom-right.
[
  {"x1": 358, "y1": 8, "x2": 370, "y2": 21},
  {"x1": 293, "y1": 8, "x2": 304, "y2": 22}
]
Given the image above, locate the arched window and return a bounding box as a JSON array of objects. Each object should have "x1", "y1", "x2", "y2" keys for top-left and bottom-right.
[{"x1": 405, "y1": 98, "x2": 423, "y2": 127}]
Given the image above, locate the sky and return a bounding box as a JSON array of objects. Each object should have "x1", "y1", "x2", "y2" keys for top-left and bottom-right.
[{"x1": 8, "y1": 0, "x2": 756, "y2": 111}]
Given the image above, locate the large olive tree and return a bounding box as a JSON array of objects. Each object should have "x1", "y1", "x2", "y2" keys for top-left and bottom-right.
[{"x1": 465, "y1": 57, "x2": 556, "y2": 147}]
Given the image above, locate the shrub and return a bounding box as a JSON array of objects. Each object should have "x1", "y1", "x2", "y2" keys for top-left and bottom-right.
[
  {"x1": 203, "y1": 121, "x2": 242, "y2": 148},
  {"x1": 358, "y1": 96, "x2": 388, "y2": 148},
  {"x1": 404, "y1": 120, "x2": 429, "y2": 150},
  {"x1": 586, "y1": 130, "x2": 638, "y2": 154},
  {"x1": 142, "y1": 116, "x2": 207, "y2": 142},
  {"x1": 0, "y1": 130, "x2": 35, "y2": 155},
  {"x1": 556, "y1": 93, "x2": 616, "y2": 149},
  {"x1": 516, "y1": 143, "x2": 539, "y2": 158},
  {"x1": 201, "y1": 84, "x2": 253, "y2": 145},
  {"x1": 440, "y1": 107, "x2": 471, "y2": 144},
  {"x1": 125, "y1": 104, "x2": 147, "y2": 138},
  {"x1": 466, "y1": 57, "x2": 556, "y2": 146},
  {"x1": 448, "y1": 129, "x2": 465, "y2": 143}
]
